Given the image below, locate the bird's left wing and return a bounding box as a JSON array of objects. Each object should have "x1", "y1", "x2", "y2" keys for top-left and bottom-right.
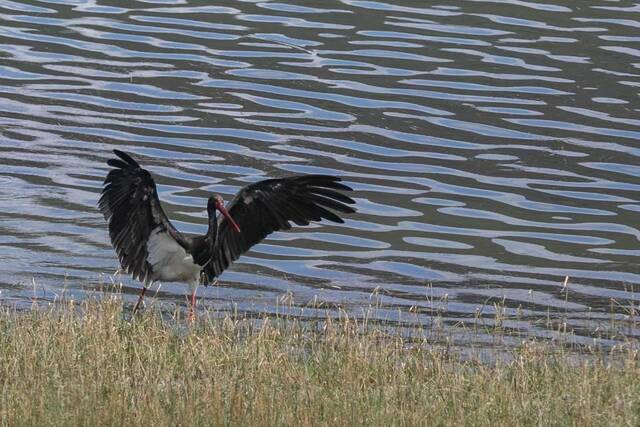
[
  {"x1": 98, "y1": 149, "x2": 183, "y2": 285},
  {"x1": 203, "y1": 175, "x2": 356, "y2": 281}
]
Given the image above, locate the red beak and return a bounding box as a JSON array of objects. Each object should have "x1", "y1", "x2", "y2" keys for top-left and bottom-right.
[{"x1": 216, "y1": 202, "x2": 241, "y2": 233}]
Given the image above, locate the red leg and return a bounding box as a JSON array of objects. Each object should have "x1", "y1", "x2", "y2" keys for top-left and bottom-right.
[
  {"x1": 133, "y1": 286, "x2": 148, "y2": 314},
  {"x1": 189, "y1": 287, "x2": 197, "y2": 320}
]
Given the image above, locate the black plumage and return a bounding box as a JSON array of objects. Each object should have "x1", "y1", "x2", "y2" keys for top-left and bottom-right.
[
  {"x1": 98, "y1": 149, "x2": 356, "y2": 310},
  {"x1": 203, "y1": 176, "x2": 356, "y2": 281},
  {"x1": 98, "y1": 150, "x2": 187, "y2": 286}
]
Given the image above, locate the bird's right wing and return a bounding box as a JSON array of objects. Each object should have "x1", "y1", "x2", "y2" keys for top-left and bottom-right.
[
  {"x1": 204, "y1": 175, "x2": 356, "y2": 281},
  {"x1": 98, "y1": 149, "x2": 183, "y2": 285}
]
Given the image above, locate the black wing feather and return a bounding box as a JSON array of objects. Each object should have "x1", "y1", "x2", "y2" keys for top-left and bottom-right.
[
  {"x1": 204, "y1": 175, "x2": 356, "y2": 281},
  {"x1": 98, "y1": 149, "x2": 182, "y2": 284}
]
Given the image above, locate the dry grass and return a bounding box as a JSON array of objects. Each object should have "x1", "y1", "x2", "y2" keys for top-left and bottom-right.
[{"x1": 0, "y1": 295, "x2": 639, "y2": 426}]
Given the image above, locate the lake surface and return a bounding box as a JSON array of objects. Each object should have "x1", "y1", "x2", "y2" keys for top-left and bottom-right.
[{"x1": 0, "y1": 0, "x2": 639, "y2": 347}]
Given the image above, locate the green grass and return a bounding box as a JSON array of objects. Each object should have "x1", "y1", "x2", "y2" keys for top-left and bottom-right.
[{"x1": 0, "y1": 295, "x2": 638, "y2": 426}]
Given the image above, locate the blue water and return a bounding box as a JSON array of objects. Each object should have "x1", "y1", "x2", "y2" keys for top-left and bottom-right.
[{"x1": 0, "y1": 0, "x2": 639, "y2": 347}]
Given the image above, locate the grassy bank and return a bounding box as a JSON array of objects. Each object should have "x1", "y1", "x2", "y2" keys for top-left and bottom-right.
[{"x1": 0, "y1": 297, "x2": 638, "y2": 426}]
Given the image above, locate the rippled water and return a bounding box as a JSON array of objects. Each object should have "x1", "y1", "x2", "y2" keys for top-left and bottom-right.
[{"x1": 1, "y1": 0, "x2": 639, "y2": 347}]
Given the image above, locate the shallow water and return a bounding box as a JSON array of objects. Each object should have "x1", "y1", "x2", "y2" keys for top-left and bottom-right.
[{"x1": 0, "y1": 0, "x2": 639, "y2": 346}]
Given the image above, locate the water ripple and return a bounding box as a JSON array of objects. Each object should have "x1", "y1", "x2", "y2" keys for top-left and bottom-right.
[{"x1": 0, "y1": 0, "x2": 638, "y2": 348}]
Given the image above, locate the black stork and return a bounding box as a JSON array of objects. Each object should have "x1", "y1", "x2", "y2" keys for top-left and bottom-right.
[{"x1": 98, "y1": 149, "x2": 356, "y2": 315}]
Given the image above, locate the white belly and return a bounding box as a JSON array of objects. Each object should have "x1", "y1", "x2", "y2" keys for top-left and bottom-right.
[{"x1": 146, "y1": 228, "x2": 201, "y2": 284}]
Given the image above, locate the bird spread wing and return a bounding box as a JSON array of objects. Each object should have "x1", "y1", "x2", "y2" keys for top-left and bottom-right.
[
  {"x1": 98, "y1": 150, "x2": 184, "y2": 285},
  {"x1": 204, "y1": 175, "x2": 356, "y2": 281}
]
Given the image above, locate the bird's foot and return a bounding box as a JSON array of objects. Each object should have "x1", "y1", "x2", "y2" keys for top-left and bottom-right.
[
  {"x1": 132, "y1": 286, "x2": 149, "y2": 316},
  {"x1": 133, "y1": 299, "x2": 146, "y2": 312}
]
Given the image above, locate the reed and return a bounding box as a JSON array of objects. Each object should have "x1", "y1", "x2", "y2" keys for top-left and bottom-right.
[{"x1": 0, "y1": 293, "x2": 638, "y2": 426}]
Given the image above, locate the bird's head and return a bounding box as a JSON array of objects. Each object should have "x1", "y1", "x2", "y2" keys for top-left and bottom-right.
[
  {"x1": 208, "y1": 194, "x2": 241, "y2": 233},
  {"x1": 207, "y1": 194, "x2": 221, "y2": 214}
]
